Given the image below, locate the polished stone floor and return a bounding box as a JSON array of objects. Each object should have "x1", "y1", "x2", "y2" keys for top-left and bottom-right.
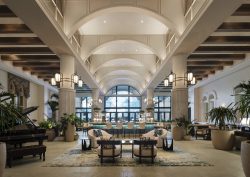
[{"x1": 3, "y1": 134, "x2": 245, "y2": 177}]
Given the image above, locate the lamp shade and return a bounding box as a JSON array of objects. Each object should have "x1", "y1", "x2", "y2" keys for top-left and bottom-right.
[
  {"x1": 51, "y1": 78, "x2": 56, "y2": 86},
  {"x1": 169, "y1": 74, "x2": 174, "y2": 83},
  {"x1": 164, "y1": 79, "x2": 169, "y2": 86},
  {"x1": 187, "y1": 72, "x2": 193, "y2": 81},
  {"x1": 55, "y1": 73, "x2": 61, "y2": 82},
  {"x1": 73, "y1": 74, "x2": 79, "y2": 84},
  {"x1": 191, "y1": 77, "x2": 196, "y2": 85},
  {"x1": 78, "y1": 79, "x2": 83, "y2": 87}
]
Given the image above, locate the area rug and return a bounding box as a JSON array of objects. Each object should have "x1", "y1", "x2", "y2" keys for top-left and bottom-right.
[{"x1": 44, "y1": 145, "x2": 212, "y2": 167}]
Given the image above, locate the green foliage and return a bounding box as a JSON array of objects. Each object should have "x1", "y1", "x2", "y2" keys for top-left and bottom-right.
[
  {"x1": 208, "y1": 106, "x2": 236, "y2": 130},
  {"x1": 60, "y1": 113, "x2": 80, "y2": 131},
  {"x1": 0, "y1": 91, "x2": 25, "y2": 133},
  {"x1": 235, "y1": 81, "x2": 250, "y2": 121},
  {"x1": 39, "y1": 120, "x2": 55, "y2": 129}
]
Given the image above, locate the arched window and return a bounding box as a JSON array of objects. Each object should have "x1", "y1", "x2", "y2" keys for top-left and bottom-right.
[
  {"x1": 105, "y1": 85, "x2": 141, "y2": 122},
  {"x1": 202, "y1": 96, "x2": 208, "y2": 120}
]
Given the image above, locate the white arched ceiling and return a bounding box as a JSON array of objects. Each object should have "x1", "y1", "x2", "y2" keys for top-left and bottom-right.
[
  {"x1": 67, "y1": 6, "x2": 178, "y2": 37},
  {"x1": 90, "y1": 54, "x2": 157, "y2": 75},
  {"x1": 95, "y1": 66, "x2": 151, "y2": 83},
  {"x1": 96, "y1": 70, "x2": 144, "y2": 82},
  {"x1": 92, "y1": 58, "x2": 144, "y2": 74},
  {"x1": 79, "y1": 12, "x2": 168, "y2": 35},
  {"x1": 99, "y1": 75, "x2": 145, "y2": 90},
  {"x1": 84, "y1": 40, "x2": 159, "y2": 61}
]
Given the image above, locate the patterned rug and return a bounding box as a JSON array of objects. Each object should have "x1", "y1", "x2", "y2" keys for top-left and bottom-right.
[{"x1": 44, "y1": 145, "x2": 212, "y2": 167}]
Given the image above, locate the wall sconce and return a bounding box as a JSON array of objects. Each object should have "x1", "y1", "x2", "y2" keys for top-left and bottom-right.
[
  {"x1": 164, "y1": 72, "x2": 196, "y2": 87},
  {"x1": 51, "y1": 73, "x2": 83, "y2": 87}
]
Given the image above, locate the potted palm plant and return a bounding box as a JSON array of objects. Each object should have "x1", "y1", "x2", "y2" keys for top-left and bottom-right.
[
  {"x1": 0, "y1": 91, "x2": 25, "y2": 177},
  {"x1": 235, "y1": 81, "x2": 250, "y2": 177},
  {"x1": 60, "y1": 113, "x2": 80, "y2": 142},
  {"x1": 208, "y1": 105, "x2": 236, "y2": 150}
]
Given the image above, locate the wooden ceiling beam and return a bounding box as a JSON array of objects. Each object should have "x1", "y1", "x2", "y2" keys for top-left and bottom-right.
[
  {"x1": 1, "y1": 54, "x2": 59, "y2": 61},
  {"x1": 13, "y1": 61, "x2": 59, "y2": 66},
  {"x1": 187, "y1": 60, "x2": 233, "y2": 66},
  {"x1": 0, "y1": 37, "x2": 43, "y2": 45},
  {"x1": 0, "y1": 5, "x2": 16, "y2": 17},
  {"x1": 194, "y1": 46, "x2": 250, "y2": 53},
  {"x1": 217, "y1": 22, "x2": 250, "y2": 32},
  {"x1": 0, "y1": 47, "x2": 53, "y2": 54},
  {"x1": 188, "y1": 54, "x2": 245, "y2": 60},
  {"x1": 232, "y1": 4, "x2": 250, "y2": 16},
  {"x1": 204, "y1": 36, "x2": 250, "y2": 44},
  {"x1": 0, "y1": 24, "x2": 32, "y2": 33}
]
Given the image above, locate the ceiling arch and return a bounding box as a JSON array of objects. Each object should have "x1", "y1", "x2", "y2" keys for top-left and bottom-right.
[
  {"x1": 92, "y1": 58, "x2": 146, "y2": 74},
  {"x1": 67, "y1": 6, "x2": 178, "y2": 37},
  {"x1": 99, "y1": 76, "x2": 145, "y2": 91},
  {"x1": 84, "y1": 39, "x2": 159, "y2": 61},
  {"x1": 95, "y1": 66, "x2": 151, "y2": 82},
  {"x1": 96, "y1": 70, "x2": 144, "y2": 82}
]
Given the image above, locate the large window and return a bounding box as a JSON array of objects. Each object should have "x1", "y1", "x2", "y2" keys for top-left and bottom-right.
[
  {"x1": 105, "y1": 85, "x2": 141, "y2": 122},
  {"x1": 154, "y1": 96, "x2": 171, "y2": 122},
  {"x1": 75, "y1": 97, "x2": 92, "y2": 122}
]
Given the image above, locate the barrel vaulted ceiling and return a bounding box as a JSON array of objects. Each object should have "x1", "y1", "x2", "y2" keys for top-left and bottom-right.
[{"x1": 1, "y1": 0, "x2": 248, "y2": 94}]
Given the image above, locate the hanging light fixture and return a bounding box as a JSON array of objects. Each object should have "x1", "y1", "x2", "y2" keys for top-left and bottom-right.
[
  {"x1": 50, "y1": 72, "x2": 83, "y2": 88},
  {"x1": 164, "y1": 71, "x2": 196, "y2": 87}
]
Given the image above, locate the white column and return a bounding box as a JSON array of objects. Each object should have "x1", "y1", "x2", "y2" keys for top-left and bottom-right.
[
  {"x1": 92, "y1": 88, "x2": 100, "y2": 122},
  {"x1": 92, "y1": 88, "x2": 100, "y2": 108},
  {"x1": 171, "y1": 54, "x2": 188, "y2": 120},
  {"x1": 146, "y1": 88, "x2": 154, "y2": 107},
  {"x1": 58, "y1": 55, "x2": 76, "y2": 119}
]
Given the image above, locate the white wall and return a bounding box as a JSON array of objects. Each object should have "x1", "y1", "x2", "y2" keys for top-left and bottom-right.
[
  {"x1": 189, "y1": 59, "x2": 250, "y2": 122},
  {"x1": 0, "y1": 69, "x2": 8, "y2": 92}
]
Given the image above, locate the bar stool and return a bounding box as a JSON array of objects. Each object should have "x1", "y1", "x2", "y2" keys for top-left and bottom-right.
[
  {"x1": 136, "y1": 122, "x2": 146, "y2": 137},
  {"x1": 103, "y1": 122, "x2": 113, "y2": 135},
  {"x1": 127, "y1": 122, "x2": 135, "y2": 138},
  {"x1": 115, "y1": 122, "x2": 123, "y2": 138},
  {"x1": 82, "y1": 123, "x2": 89, "y2": 136}
]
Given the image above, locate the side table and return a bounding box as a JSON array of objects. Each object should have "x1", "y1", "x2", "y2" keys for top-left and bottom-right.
[
  {"x1": 81, "y1": 138, "x2": 91, "y2": 151},
  {"x1": 162, "y1": 137, "x2": 173, "y2": 151}
]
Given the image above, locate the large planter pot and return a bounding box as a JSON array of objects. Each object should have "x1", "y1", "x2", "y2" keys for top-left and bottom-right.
[
  {"x1": 65, "y1": 123, "x2": 75, "y2": 142},
  {"x1": 173, "y1": 126, "x2": 185, "y2": 141},
  {"x1": 46, "y1": 129, "x2": 55, "y2": 141},
  {"x1": 0, "y1": 142, "x2": 6, "y2": 177},
  {"x1": 241, "y1": 141, "x2": 250, "y2": 177},
  {"x1": 211, "y1": 130, "x2": 235, "y2": 150}
]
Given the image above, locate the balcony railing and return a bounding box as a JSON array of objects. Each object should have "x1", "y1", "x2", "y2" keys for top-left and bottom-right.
[{"x1": 38, "y1": 0, "x2": 81, "y2": 54}]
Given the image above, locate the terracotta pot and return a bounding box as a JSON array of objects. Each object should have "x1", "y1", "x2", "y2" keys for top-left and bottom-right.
[
  {"x1": 46, "y1": 129, "x2": 55, "y2": 141},
  {"x1": 211, "y1": 130, "x2": 234, "y2": 150},
  {"x1": 173, "y1": 126, "x2": 185, "y2": 141},
  {"x1": 65, "y1": 123, "x2": 75, "y2": 142},
  {"x1": 241, "y1": 141, "x2": 250, "y2": 177},
  {"x1": 0, "y1": 142, "x2": 6, "y2": 177}
]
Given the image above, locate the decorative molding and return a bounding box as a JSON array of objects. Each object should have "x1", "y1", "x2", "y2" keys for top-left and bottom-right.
[{"x1": 8, "y1": 73, "x2": 30, "y2": 98}]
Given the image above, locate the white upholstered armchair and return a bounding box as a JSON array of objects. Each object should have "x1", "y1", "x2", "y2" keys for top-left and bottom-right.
[
  {"x1": 88, "y1": 129, "x2": 113, "y2": 148},
  {"x1": 142, "y1": 128, "x2": 169, "y2": 148}
]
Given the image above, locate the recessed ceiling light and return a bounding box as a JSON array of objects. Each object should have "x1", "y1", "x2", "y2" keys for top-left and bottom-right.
[
  {"x1": 103, "y1": 20, "x2": 107, "y2": 24},
  {"x1": 140, "y1": 19, "x2": 144, "y2": 24}
]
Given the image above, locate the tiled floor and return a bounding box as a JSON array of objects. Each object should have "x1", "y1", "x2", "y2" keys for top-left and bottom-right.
[{"x1": 3, "y1": 135, "x2": 245, "y2": 177}]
